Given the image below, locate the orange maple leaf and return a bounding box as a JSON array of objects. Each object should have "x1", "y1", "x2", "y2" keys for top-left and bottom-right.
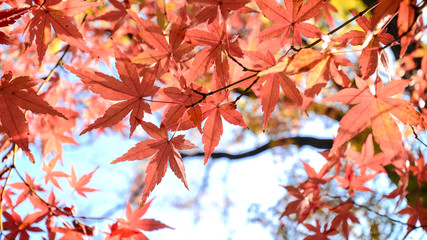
[
  {"x1": 255, "y1": 0, "x2": 323, "y2": 46},
  {"x1": 246, "y1": 50, "x2": 302, "y2": 129},
  {"x1": 108, "y1": 199, "x2": 172, "y2": 239},
  {"x1": 24, "y1": 0, "x2": 99, "y2": 66},
  {"x1": 65, "y1": 43, "x2": 159, "y2": 137},
  {"x1": 201, "y1": 93, "x2": 247, "y2": 164},
  {"x1": 322, "y1": 77, "x2": 424, "y2": 159},
  {"x1": 0, "y1": 71, "x2": 67, "y2": 162},
  {"x1": 290, "y1": 48, "x2": 352, "y2": 98},
  {"x1": 129, "y1": 9, "x2": 194, "y2": 76},
  {"x1": 185, "y1": 19, "x2": 243, "y2": 88},
  {"x1": 68, "y1": 165, "x2": 97, "y2": 198},
  {"x1": 111, "y1": 120, "x2": 197, "y2": 206},
  {"x1": 336, "y1": 10, "x2": 394, "y2": 79}
]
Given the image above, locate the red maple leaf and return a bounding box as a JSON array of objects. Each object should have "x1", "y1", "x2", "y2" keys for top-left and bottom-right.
[
  {"x1": 129, "y1": 9, "x2": 194, "y2": 76},
  {"x1": 64, "y1": 43, "x2": 159, "y2": 137},
  {"x1": 24, "y1": 0, "x2": 100, "y2": 66},
  {"x1": 160, "y1": 84, "x2": 204, "y2": 132},
  {"x1": 108, "y1": 199, "x2": 172, "y2": 239},
  {"x1": 42, "y1": 157, "x2": 69, "y2": 190},
  {"x1": 398, "y1": 198, "x2": 427, "y2": 233},
  {"x1": 347, "y1": 133, "x2": 387, "y2": 174},
  {"x1": 185, "y1": 19, "x2": 243, "y2": 88},
  {"x1": 31, "y1": 107, "x2": 79, "y2": 160},
  {"x1": 330, "y1": 203, "x2": 359, "y2": 239},
  {"x1": 396, "y1": 0, "x2": 417, "y2": 56},
  {"x1": 93, "y1": 0, "x2": 130, "y2": 34},
  {"x1": 255, "y1": 0, "x2": 323, "y2": 46},
  {"x1": 111, "y1": 120, "x2": 197, "y2": 206},
  {"x1": 9, "y1": 173, "x2": 45, "y2": 207},
  {"x1": 335, "y1": 163, "x2": 376, "y2": 197},
  {"x1": 301, "y1": 160, "x2": 333, "y2": 185},
  {"x1": 0, "y1": 71, "x2": 67, "y2": 162},
  {"x1": 2, "y1": 211, "x2": 44, "y2": 240},
  {"x1": 201, "y1": 93, "x2": 247, "y2": 163},
  {"x1": 290, "y1": 48, "x2": 352, "y2": 98},
  {"x1": 67, "y1": 165, "x2": 97, "y2": 198},
  {"x1": 322, "y1": 77, "x2": 424, "y2": 159},
  {"x1": 336, "y1": 10, "x2": 394, "y2": 79},
  {"x1": 303, "y1": 220, "x2": 339, "y2": 240},
  {"x1": 280, "y1": 185, "x2": 322, "y2": 223},
  {"x1": 187, "y1": 0, "x2": 249, "y2": 24},
  {"x1": 0, "y1": 7, "x2": 32, "y2": 45},
  {"x1": 247, "y1": 50, "x2": 302, "y2": 129}
]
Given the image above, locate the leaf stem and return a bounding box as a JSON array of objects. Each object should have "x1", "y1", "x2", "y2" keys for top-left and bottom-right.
[
  {"x1": 295, "y1": 1, "x2": 380, "y2": 51},
  {"x1": 188, "y1": 73, "x2": 258, "y2": 107}
]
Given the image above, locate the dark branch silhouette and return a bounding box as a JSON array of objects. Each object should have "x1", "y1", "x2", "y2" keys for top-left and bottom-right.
[{"x1": 181, "y1": 136, "x2": 333, "y2": 160}]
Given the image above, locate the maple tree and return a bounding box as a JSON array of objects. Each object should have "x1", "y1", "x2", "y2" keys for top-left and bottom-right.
[{"x1": 0, "y1": 0, "x2": 426, "y2": 239}]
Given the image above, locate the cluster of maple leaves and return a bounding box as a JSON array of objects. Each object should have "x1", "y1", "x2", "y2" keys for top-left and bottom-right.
[{"x1": 0, "y1": 0, "x2": 426, "y2": 239}]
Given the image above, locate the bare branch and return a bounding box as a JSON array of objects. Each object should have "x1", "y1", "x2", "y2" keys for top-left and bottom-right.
[{"x1": 181, "y1": 136, "x2": 333, "y2": 160}]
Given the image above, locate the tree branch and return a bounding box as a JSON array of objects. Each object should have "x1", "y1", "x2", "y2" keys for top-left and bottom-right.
[{"x1": 181, "y1": 136, "x2": 333, "y2": 160}]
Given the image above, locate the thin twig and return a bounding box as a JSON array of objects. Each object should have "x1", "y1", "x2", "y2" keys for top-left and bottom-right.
[
  {"x1": 233, "y1": 76, "x2": 260, "y2": 103},
  {"x1": 187, "y1": 73, "x2": 258, "y2": 107},
  {"x1": 410, "y1": 125, "x2": 427, "y2": 147},
  {"x1": 228, "y1": 54, "x2": 259, "y2": 73},
  {"x1": 295, "y1": 1, "x2": 380, "y2": 51}
]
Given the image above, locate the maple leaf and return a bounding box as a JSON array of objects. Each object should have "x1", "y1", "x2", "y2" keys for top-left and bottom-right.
[
  {"x1": 255, "y1": 0, "x2": 323, "y2": 46},
  {"x1": 129, "y1": 9, "x2": 194, "y2": 77},
  {"x1": 0, "y1": 7, "x2": 32, "y2": 45},
  {"x1": 9, "y1": 173, "x2": 45, "y2": 207},
  {"x1": 303, "y1": 220, "x2": 339, "y2": 240},
  {"x1": 2, "y1": 211, "x2": 44, "y2": 240},
  {"x1": 29, "y1": 190, "x2": 61, "y2": 217},
  {"x1": 301, "y1": 160, "x2": 333, "y2": 185},
  {"x1": 336, "y1": 10, "x2": 394, "y2": 79},
  {"x1": 161, "y1": 85, "x2": 204, "y2": 132},
  {"x1": 398, "y1": 198, "x2": 427, "y2": 233},
  {"x1": 247, "y1": 50, "x2": 302, "y2": 129},
  {"x1": 201, "y1": 93, "x2": 247, "y2": 164},
  {"x1": 290, "y1": 48, "x2": 352, "y2": 98},
  {"x1": 0, "y1": 71, "x2": 67, "y2": 162},
  {"x1": 31, "y1": 107, "x2": 79, "y2": 160},
  {"x1": 330, "y1": 203, "x2": 359, "y2": 239},
  {"x1": 185, "y1": 19, "x2": 243, "y2": 88},
  {"x1": 108, "y1": 199, "x2": 172, "y2": 239},
  {"x1": 408, "y1": 152, "x2": 427, "y2": 185},
  {"x1": 314, "y1": 0, "x2": 337, "y2": 28},
  {"x1": 335, "y1": 163, "x2": 376, "y2": 197},
  {"x1": 111, "y1": 120, "x2": 197, "y2": 206},
  {"x1": 187, "y1": 0, "x2": 249, "y2": 24},
  {"x1": 64, "y1": 43, "x2": 159, "y2": 137},
  {"x1": 397, "y1": 0, "x2": 417, "y2": 56},
  {"x1": 280, "y1": 185, "x2": 322, "y2": 223},
  {"x1": 371, "y1": 0, "x2": 401, "y2": 31},
  {"x1": 24, "y1": 0, "x2": 100, "y2": 66},
  {"x1": 93, "y1": 0, "x2": 129, "y2": 34},
  {"x1": 347, "y1": 134, "x2": 387, "y2": 174},
  {"x1": 67, "y1": 165, "x2": 97, "y2": 198},
  {"x1": 42, "y1": 157, "x2": 69, "y2": 190},
  {"x1": 322, "y1": 77, "x2": 424, "y2": 159}
]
